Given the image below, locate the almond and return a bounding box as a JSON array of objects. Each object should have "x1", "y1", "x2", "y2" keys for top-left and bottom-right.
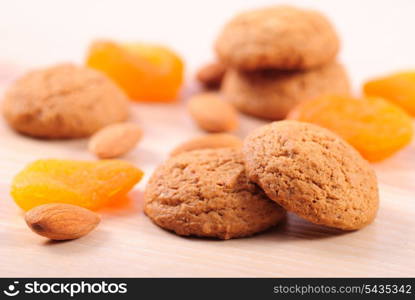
[
  {"x1": 196, "y1": 62, "x2": 226, "y2": 89},
  {"x1": 88, "y1": 122, "x2": 143, "y2": 159},
  {"x1": 187, "y1": 92, "x2": 239, "y2": 133},
  {"x1": 170, "y1": 133, "x2": 242, "y2": 156},
  {"x1": 25, "y1": 203, "x2": 101, "y2": 240}
]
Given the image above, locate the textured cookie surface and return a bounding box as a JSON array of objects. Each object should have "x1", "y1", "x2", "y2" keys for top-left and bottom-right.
[
  {"x1": 222, "y1": 61, "x2": 350, "y2": 120},
  {"x1": 144, "y1": 148, "x2": 285, "y2": 239},
  {"x1": 2, "y1": 64, "x2": 129, "y2": 138},
  {"x1": 243, "y1": 121, "x2": 379, "y2": 230},
  {"x1": 215, "y1": 5, "x2": 339, "y2": 70}
]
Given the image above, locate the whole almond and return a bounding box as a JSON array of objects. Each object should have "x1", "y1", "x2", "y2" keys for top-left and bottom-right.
[
  {"x1": 88, "y1": 122, "x2": 143, "y2": 159},
  {"x1": 170, "y1": 133, "x2": 242, "y2": 156},
  {"x1": 187, "y1": 92, "x2": 239, "y2": 133},
  {"x1": 196, "y1": 62, "x2": 226, "y2": 89},
  {"x1": 25, "y1": 203, "x2": 101, "y2": 240}
]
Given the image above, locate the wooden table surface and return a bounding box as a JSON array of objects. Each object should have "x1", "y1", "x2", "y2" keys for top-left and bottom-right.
[{"x1": 0, "y1": 96, "x2": 414, "y2": 278}]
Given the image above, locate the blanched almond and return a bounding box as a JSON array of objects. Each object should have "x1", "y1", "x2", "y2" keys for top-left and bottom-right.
[
  {"x1": 187, "y1": 92, "x2": 239, "y2": 132},
  {"x1": 88, "y1": 122, "x2": 142, "y2": 159},
  {"x1": 25, "y1": 203, "x2": 100, "y2": 240}
]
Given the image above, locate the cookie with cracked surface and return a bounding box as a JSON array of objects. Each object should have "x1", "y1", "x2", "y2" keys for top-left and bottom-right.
[
  {"x1": 144, "y1": 148, "x2": 286, "y2": 239},
  {"x1": 222, "y1": 61, "x2": 350, "y2": 120},
  {"x1": 170, "y1": 133, "x2": 242, "y2": 156},
  {"x1": 215, "y1": 5, "x2": 339, "y2": 70},
  {"x1": 2, "y1": 63, "x2": 129, "y2": 139},
  {"x1": 243, "y1": 120, "x2": 379, "y2": 230}
]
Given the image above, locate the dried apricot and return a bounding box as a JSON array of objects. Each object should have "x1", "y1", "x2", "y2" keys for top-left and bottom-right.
[
  {"x1": 364, "y1": 72, "x2": 415, "y2": 116},
  {"x1": 86, "y1": 40, "x2": 184, "y2": 102},
  {"x1": 12, "y1": 159, "x2": 143, "y2": 211},
  {"x1": 288, "y1": 95, "x2": 413, "y2": 162}
]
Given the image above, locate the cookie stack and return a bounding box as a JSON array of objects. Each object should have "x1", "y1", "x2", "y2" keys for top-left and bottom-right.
[
  {"x1": 144, "y1": 121, "x2": 379, "y2": 240},
  {"x1": 215, "y1": 5, "x2": 350, "y2": 120}
]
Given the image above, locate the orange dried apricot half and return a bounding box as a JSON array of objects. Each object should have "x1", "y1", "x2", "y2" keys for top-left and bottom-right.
[
  {"x1": 86, "y1": 40, "x2": 184, "y2": 102},
  {"x1": 12, "y1": 159, "x2": 143, "y2": 211},
  {"x1": 363, "y1": 72, "x2": 415, "y2": 116},
  {"x1": 288, "y1": 95, "x2": 413, "y2": 162}
]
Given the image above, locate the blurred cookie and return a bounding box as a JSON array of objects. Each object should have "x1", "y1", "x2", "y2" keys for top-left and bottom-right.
[
  {"x1": 243, "y1": 120, "x2": 379, "y2": 230},
  {"x1": 170, "y1": 133, "x2": 242, "y2": 156},
  {"x1": 222, "y1": 61, "x2": 350, "y2": 120},
  {"x1": 215, "y1": 5, "x2": 339, "y2": 70},
  {"x1": 144, "y1": 148, "x2": 286, "y2": 239},
  {"x1": 2, "y1": 64, "x2": 129, "y2": 139}
]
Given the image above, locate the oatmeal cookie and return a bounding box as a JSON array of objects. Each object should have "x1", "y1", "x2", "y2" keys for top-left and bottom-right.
[
  {"x1": 2, "y1": 63, "x2": 129, "y2": 138},
  {"x1": 144, "y1": 148, "x2": 286, "y2": 239},
  {"x1": 243, "y1": 120, "x2": 379, "y2": 230}
]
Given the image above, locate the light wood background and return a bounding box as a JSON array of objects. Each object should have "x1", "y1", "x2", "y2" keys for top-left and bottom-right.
[{"x1": 0, "y1": 0, "x2": 415, "y2": 278}]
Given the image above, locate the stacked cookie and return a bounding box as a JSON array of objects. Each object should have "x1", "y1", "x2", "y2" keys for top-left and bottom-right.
[
  {"x1": 215, "y1": 5, "x2": 350, "y2": 120},
  {"x1": 144, "y1": 121, "x2": 379, "y2": 239}
]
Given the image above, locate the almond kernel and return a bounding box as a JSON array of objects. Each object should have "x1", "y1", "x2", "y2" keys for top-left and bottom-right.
[
  {"x1": 25, "y1": 203, "x2": 101, "y2": 240},
  {"x1": 88, "y1": 123, "x2": 143, "y2": 159}
]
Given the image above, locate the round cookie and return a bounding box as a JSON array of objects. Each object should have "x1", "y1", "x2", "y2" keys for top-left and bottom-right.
[
  {"x1": 196, "y1": 62, "x2": 226, "y2": 89},
  {"x1": 2, "y1": 64, "x2": 129, "y2": 139},
  {"x1": 144, "y1": 148, "x2": 285, "y2": 239},
  {"x1": 243, "y1": 120, "x2": 379, "y2": 230},
  {"x1": 215, "y1": 5, "x2": 339, "y2": 70},
  {"x1": 222, "y1": 61, "x2": 350, "y2": 120}
]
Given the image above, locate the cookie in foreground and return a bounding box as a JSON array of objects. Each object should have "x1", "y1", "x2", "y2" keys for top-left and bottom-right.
[
  {"x1": 215, "y1": 5, "x2": 339, "y2": 70},
  {"x1": 222, "y1": 61, "x2": 350, "y2": 120},
  {"x1": 243, "y1": 120, "x2": 379, "y2": 230},
  {"x1": 2, "y1": 63, "x2": 129, "y2": 139},
  {"x1": 144, "y1": 148, "x2": 286, "y2": 239}
]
